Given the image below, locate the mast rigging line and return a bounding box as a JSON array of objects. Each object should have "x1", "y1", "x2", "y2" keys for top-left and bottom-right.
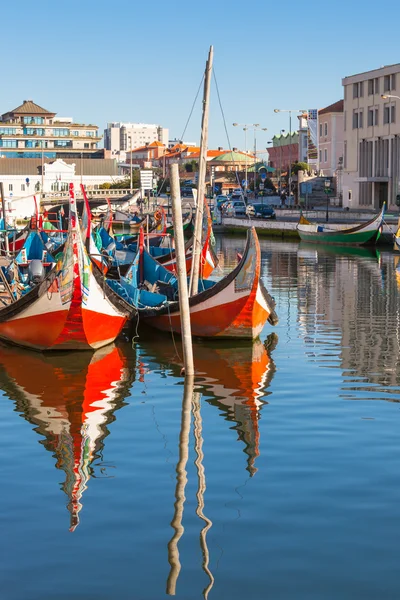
[
  {"x1": 180, "y1": 73, "x2": 205, "y2": 143},
  {"x1": 212, "y1": 69, "x2": 242, "y2": 188}
]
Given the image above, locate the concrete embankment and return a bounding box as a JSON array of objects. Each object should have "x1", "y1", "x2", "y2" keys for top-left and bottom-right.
[{"x1": 216, "y1": 211, "x2": 398, "y2": 245}]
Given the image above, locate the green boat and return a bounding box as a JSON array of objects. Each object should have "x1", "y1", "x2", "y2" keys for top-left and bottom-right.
[
  {"x1": 296, "y1": 204, "x2": 385, "y2": 246},
  {"x1": 166, "y1": 207, "x2": 193, "y2": 236}
]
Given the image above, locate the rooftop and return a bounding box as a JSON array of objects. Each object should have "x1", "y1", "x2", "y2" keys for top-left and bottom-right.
[
  {"x1": 4, "y1": 100, "x2": 55, "y2": 116},
  {"x1": 319, "y1": 100, "x2": 344, "y2": 115}
]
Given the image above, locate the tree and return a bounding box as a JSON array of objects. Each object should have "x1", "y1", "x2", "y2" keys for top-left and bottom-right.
[
  {"x1": 185, "y1": 159, "x2": 199, "y2": 173},
  {"x1": 291, "y1": 161, "x2": 311, "y2": 175}
]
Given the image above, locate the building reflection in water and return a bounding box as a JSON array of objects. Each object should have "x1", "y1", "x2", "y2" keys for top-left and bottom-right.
[
  {"x1": 296, "y1": 243, "x2": 400, "y2": 399},
  {"x1": 0, "y1": 343, "x2": 133, "y2": 530}
]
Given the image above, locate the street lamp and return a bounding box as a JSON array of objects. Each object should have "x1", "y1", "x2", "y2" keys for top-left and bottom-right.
[
  {"x1": 128, "y1": 135, "x2": 133, "y2": 195},
  {"x1": 273, "y1": 109, "x2": 306, "y2": 203},
  {"x1": 233, "y1": 123, "x2": 268, "y2": 198}
]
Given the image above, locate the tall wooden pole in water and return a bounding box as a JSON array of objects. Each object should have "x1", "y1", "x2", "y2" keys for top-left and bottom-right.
[
  {"x1": 189, "y1": 45, "x2": 213, "y2": 297},
  {"x1": 170, "y1": 163, "x2": 194, "y2": 376},
  {"x1": 0, "y1": 182, "x2": 9, "y2": 255}
]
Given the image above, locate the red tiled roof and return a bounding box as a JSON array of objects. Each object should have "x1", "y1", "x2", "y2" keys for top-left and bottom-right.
[{"x1": 319, "y1": 100, "x2": 344, "y2": 115}]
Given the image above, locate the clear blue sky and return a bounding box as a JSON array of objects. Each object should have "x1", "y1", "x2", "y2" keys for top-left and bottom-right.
[{"x1": 2, "y1": 0, "x2": 400, "y2": 154}]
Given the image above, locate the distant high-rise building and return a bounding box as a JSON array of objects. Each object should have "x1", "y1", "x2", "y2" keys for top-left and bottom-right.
[{"x1": 104, "y1": 122, "x2": 169, "y2": 158}]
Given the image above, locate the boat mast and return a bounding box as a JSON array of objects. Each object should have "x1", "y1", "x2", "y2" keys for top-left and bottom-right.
[{"x1": 189, "y1": 45, "x2": 213, "y2": 297}]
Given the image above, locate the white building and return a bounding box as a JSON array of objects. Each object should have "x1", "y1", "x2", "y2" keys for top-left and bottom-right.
[
  {"x1": 318, "y1": 100, "x2": 344, "y2": 178},
  {"x1": 342, "y1": 64, "x2": 400, "y2": 209},
  {"x1": 104, "y1": 122, "x2": 169, "y2": 159},
  {"x1": 0, "y1": 158, "x2": 121, "y2": 219}
]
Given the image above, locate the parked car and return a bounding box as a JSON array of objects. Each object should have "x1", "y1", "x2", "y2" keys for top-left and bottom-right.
[
  {"x1": 181, "y1": 186, "x2": 194, "y2": 197},
  {"x1": 226, "y1": 200, "x2": 247, "y2": 217},
  {"x1": 250, "y1": 203, "x2": 276, "y2": 219},
  {"x1": 231, "y1": 191, "x2": 244, "y2": 201}
]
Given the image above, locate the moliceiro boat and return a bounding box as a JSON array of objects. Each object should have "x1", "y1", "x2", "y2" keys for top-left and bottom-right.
[
  {"x1": 296, "y1": 204, "x2": 385, "y2": 246},
  {"x1": 0, "y1": 184, "x2": 133, "y2": 351},
  {"x1": 111, "y1": 226, "x2": 278, "y2": 339}
]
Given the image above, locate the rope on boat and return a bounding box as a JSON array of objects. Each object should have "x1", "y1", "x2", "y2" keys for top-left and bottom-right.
[
  {"x1": 382, "y1": 217, "x2": 396, "y2": 239},
  {"x1": 166, "y1": 300, "x2": 182, "y2": 362}
]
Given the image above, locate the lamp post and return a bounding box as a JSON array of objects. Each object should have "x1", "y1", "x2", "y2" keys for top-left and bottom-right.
[
  {"x1": 128, "y1": 135, "x2": 133, "y2": 194},
  {"x1": 233, "y1": 123, "x2": 268, "y2": 199},
  {"x1": 274, "y1": 109, "x2": 306, "y2": 203}
]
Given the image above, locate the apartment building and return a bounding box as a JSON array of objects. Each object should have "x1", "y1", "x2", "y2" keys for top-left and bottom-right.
[
  {"x1": 342, "y1": 64, "x2": 400, "y2": 209},
  {"x1": 104, "y1": 122, "x2": 169, "y2": 158},
  {"x1": 318, "y1": 100, "x2": 344, "y2": 178},
  {"x1": 0, "y1": 100, "x2": 102, "y2": 159}
]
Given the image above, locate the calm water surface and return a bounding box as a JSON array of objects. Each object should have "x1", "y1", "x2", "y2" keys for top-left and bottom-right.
[{"x1": 1, "y1": 236, "x2": 400, "y2": 599}]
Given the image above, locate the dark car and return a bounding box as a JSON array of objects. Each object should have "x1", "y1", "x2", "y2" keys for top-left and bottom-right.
[
  {"x1": 181, "y1": 186, "x2": 194, "y2": 197},
  {"x1": 251, "y1": 203, "x2": 276, "y2": 219}
]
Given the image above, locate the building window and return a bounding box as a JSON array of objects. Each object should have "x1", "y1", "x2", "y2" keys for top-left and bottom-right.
[
  {"x1": 353, "y1": 109, "x2": 364, "y2": 129},
  {"x1": 368, "y1": 78, "x2": 380, "y2": 95},
  {"x1": 383, "y1": 74, "x2": 396, "y2": 93},
  {"x1": 8, "y1": 184, "x2": 13, "y2": 191},
  {"x1": 72, "y1": 131, "x2": 79, "y2": 136},
  {"x1": 319, "y1": 150, "x2": 322, "y2": 162},
  {"x1": 53, "y1": 128, "x2": 70, "y2": 137},
  {"x1": 384, "y1": 75, "x2": 390, "y2": 92},
  {"x1": 368, "y1": 107, "x2": 379, "y2": 126},
  {"x1": 86, "y1": 131, "x2": 95, "y2": 137},
  {"x1": 21, "y1": 184, "x2": 25, "y2": 191},
  {"x1": 54, "y1": 140, "x2": 72, "y2": 148},
  {"x1": 24, "y1": 128, "x2": 45, "y2": 136},
  {"x1": 0, "y1": 140, "x2": 17, "y2": 147},
  {"x1": 344, "y1": 142, "x2": 347, "y2": 169},
  {"x1": 23, "y1": 117, "x2": 44, "y2": 125},
  {"x1": 353, "y1": 82, "x2": 363, "y2": 98},
  {"x1": 384, "y1": 105, "x2": 390, "y2": 124},
  {"x1": 391, "y1": 105, "x2": 396, "y2": 123},
  {"x1": 344, "y1": 111, "x2": 346, "y2": 131},
  {"x1": 25, "y1": 140, "x2": 47, "y2": 148},
  {"x1": 84, "y1": 143, "x2": 89, "y2": 148},
  {"x1": 324, "y1": 149, "x2": 328, "y2": 163},
  {"x1": 324, "y1": 122, "x2": 328, "y2": 136},
  {"x1": 0, "y1": 128, "x2": 17, "y2": 135}
]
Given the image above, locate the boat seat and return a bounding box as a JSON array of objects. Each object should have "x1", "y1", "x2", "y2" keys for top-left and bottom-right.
[{"x1": 139, "y1": 289, "x2": 167, "y2": 307}]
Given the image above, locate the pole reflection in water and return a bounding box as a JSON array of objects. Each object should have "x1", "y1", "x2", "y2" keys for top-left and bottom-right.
[
  {"x1": 167, "y1": 374, "x2": 193, "y2": 596},
  {"x1": 0, "y1": 342, "x2": 133, "y2": 530},
  {"x1": 192, "y1": 391, "x2": 214, "y2": 599}
]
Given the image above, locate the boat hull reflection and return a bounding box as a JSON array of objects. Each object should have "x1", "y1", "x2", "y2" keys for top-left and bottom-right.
[{"x1": 0, "y1": 342, "x2": 134, "y2": 530}]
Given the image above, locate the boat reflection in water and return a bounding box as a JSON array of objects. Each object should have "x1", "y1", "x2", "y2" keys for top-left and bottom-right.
[
  {"x1": 139, "y1": 331, "x2": 278, "y2": 478},
  {"x1": 146, "y1": 334, "x2": 278, "y2": 598},
  {"x1": 0, "y1": 343, "x2": 133, "y2": 531}
]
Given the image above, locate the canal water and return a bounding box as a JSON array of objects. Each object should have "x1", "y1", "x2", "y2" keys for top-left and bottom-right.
[{"x1": 1, "y1": 235, "x2": 400, "y2": 599}]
